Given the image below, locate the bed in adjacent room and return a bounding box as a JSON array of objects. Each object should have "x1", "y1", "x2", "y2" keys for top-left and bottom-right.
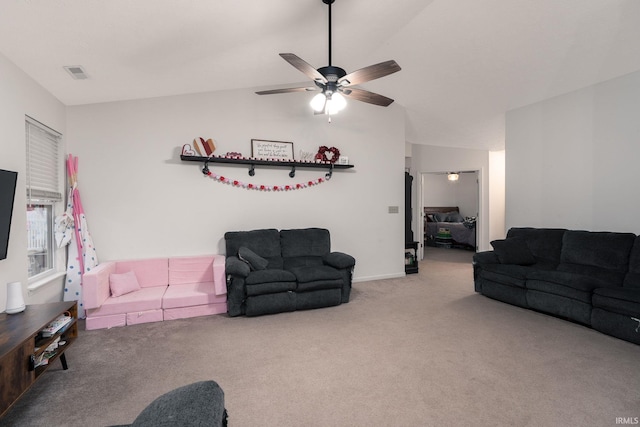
[{"x1": 424, "y1": 206, "x2": 476, "y2": 250}]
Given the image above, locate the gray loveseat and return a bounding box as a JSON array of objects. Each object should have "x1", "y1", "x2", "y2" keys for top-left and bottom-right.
[
  {"x1": 473, "y1": 227, "x2": 640, "y2": 345},
  {"x1": 225, "y1": 228, "x2": 356, "y2": 317}
]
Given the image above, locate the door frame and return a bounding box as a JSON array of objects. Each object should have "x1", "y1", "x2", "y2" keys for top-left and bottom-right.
[{"x1": 416, "y1": 169, "x2": 483, "y2": 260}]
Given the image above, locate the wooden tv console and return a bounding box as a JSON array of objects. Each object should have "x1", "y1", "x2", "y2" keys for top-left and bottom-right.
[{"x1": 0, "y1": 301, "x2": 78, "y2": 417}]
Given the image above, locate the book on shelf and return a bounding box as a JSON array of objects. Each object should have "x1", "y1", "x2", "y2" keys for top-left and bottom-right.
[{"x1": 41, "y1": 315, "x2": 73, "y2": 338}]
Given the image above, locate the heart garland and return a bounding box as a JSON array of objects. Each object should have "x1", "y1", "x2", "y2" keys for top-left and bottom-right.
[
  {"x1": 315, "y1": 146, "x2": 340, "y2": 163},
  {"x1": 203, "y1": 169, "x2": 327, "y2": 191}
]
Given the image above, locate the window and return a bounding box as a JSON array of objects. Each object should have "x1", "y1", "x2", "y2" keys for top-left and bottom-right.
[
  {"x1": 27, "y1": 204, "x2": 54, "y2": 277},
  {"x1": 25, "y1": 116, "x2": 62, "y2": 279}
]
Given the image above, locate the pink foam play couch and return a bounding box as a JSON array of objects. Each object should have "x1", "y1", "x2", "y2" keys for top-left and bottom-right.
[{"x1": 82, "y1": 255, "x2": 226, "y2": 330}]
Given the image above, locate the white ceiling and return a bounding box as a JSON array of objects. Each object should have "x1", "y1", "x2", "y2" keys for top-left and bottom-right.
[{"x1": 1, "y1": 0, "x2": 639, "y2": 151}]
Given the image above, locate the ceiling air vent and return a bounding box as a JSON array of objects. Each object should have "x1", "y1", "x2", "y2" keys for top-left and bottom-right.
[{"x1": 63, "y1": 65, "x2": 89, "y2": 80}]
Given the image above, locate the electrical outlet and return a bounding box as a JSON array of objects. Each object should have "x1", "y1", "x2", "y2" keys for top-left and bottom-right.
[{"x1": 388, "y1": 206, "x2": 399, "y2": 214}]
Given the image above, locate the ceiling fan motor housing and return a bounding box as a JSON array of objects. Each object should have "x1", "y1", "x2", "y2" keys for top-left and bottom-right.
[{"x1": 318, "y1": 66, "x2": 346, "y2": 82}]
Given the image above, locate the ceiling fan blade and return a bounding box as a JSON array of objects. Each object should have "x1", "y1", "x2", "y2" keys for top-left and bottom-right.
[
  {"x1": 256, "y1": 86, "x2": 318, "y2": 95},
  {"x1": 280, "y1": 53, "x2": 327, "y2": 84},
  {"x1": 338, "y1": 60, "x2": 401, "y2": 86},
  {"x1": 341, "y1": 87, "x2": 395, "y2": 107}
]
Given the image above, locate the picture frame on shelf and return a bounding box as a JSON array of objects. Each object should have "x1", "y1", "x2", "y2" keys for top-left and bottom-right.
[{"x1": 251, "y1": 139, "x2": 294, "y2": 161}]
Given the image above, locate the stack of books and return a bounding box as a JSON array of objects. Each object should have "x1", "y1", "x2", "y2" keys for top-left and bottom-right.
[{"x1": 41, "y1": 315, "x2": 73, "y2": 338}]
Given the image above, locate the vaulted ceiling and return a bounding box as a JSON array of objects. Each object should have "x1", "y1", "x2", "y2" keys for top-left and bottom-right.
[{"x1": 1, "y1": 0, "x2": 639, "y2": 150}]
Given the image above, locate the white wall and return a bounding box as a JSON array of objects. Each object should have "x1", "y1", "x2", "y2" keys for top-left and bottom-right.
[
  {"x1": 66, "y1": 88, "x2": 406, "y2": 282},
  {"x1": 0, "y1": 52, "x2": 66, "y2": 312},
  {"x1": 409, "y1": 144, "x2": 500, "y2": 251},
  {"x1": 505, "y1": 70, "x2": 640, "y2": 233},
  {"x1": 488, "y1": 150, "x2": 506, "y2": 241},
  {"x1": 422, "y1": 172, "x2": 478, "y2": 218}
]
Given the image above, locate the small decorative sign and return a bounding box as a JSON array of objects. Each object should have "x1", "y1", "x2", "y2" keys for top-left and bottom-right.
[
  {"x1": 337, "y1": 156, "x2": 349, "y2": 165},
  {"x1": 251, "y1": 139, "x2": 294, "y2": 160},
  {"x1": 299, "y1": 150, "x2": 316, "y2": 162}
]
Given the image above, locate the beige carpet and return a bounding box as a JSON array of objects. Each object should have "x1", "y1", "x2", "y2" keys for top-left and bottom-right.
[{"x1": 3, "y1": 247, "x2": 639, "y2": 426}]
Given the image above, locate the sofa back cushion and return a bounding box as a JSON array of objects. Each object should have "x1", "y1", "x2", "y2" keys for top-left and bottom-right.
[
  {"x1": 281, "y1": 228, "x2": 331, "y2": 269},
  {"x1": 506, "y1": 228, "x2": 566, "y2": 266},
  {"x1": 225, "y1": 228, "x2": 283, "y2": 269},
  {"x1": 281, "y1": 228, "x2": 330, "y2": 257},
  {"x1": 169, "y1": 256, "x2": 215, "y2": 285},
  {"x1": 115, "y1": 258, "x2": 169, "y2": 288},
  {"x1": 558, "y1": 230, "x2": 636, "y2": 284},
  {"x1": 623, "y1": 236, "x2": 640, "y2": 288}
]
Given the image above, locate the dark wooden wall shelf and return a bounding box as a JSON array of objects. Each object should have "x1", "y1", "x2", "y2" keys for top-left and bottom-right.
[{"x1": 180, "y1": 155, "x2": 354, "y2": 178}]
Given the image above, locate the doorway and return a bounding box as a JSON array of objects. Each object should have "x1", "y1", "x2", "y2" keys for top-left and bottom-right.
[{"x1": 417, "y1": 171, "x2": 480, "y2": 260}]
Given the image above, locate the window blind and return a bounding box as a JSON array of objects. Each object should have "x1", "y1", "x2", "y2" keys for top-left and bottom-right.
[{"x1": 25, "y1": 116, "x2": 62, "y2": 203}]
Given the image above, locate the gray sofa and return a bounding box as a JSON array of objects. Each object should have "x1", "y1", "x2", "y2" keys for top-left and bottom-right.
[
  {"x1": 225, "y1": 228, "x2": 356, "y2": 317},
  {"x1": 111, "y1": 380, "x2": 227, "y2": 426},
  {"x1": 473, "y1": 227, "x2": 640, "y2": 345}
]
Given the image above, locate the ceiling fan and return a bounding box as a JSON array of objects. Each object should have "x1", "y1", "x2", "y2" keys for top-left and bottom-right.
[{"x1": 256, "y1": 0, "x2": 401, "y2": 117}]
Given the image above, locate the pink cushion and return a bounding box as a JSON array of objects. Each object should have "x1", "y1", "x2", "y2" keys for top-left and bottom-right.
[
  {"x1": 169, "y1": 256, "x2": 215, "y2": 285},
  {"x1": 115, "y1": 258, "x2": 169, "y2": 288},
  {"x1": 90, "y1": 286, "x2": 167, "y2": 316},
  {"x1": 110, "y1": 271, "x2": 141, "y2": 297},
  {"x1": 163, "y1": 282, "x2": 226, "y2": 309}
]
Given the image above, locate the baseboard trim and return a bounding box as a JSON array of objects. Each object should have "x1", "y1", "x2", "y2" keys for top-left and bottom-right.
[{"x1": 353, "y1": 272, "x2": 406, "y2": 283}]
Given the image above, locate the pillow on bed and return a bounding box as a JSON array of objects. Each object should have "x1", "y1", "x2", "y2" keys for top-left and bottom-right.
[
  {"x1": 446, "y1": 211, "x2": 464, "y2": 222},
  {"x1": 490, "y1": 237, "x2": 536, "y2": 265},
  {"x1": 433, "y1": 212, "x2": 447, "y2": 222}
]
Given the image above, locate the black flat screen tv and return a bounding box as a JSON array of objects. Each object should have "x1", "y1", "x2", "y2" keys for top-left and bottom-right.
[{"x1": 0, "y1": 169, "x2": 18, "y2": 261}]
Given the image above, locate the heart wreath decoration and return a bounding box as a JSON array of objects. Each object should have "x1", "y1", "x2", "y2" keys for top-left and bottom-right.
[{"x1": 315, "y1": 146, "x2": 340, "y2": 163}]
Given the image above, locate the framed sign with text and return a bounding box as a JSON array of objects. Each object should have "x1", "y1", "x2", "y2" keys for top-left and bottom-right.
[{"x1": 251, "y1": 139, "x2": 294, "y2": 160}]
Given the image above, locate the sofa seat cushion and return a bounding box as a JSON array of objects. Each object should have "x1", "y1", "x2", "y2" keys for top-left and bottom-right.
[
  {"x1": 478, "y1": 264, "x2": 535, "y2": 288},
  {"x1": 283, "y1": 256, "x2": 324, "y2": 270},
  {"x1": 163, "y1": 282, "x2": 226, "y2": 309},
  {"x1": 287, "y1": 266, "x2": 343, "y2": 292},
  {"x1": 288, "y1": 265, "x2": 342, "y2": 283},
  {"x1": 592, "y1": 288, "x2": 640, "y2": 316},
  {"x1": 527, "y1": 271, "x2": 610, "y2": 303},
  {"x1": 88, "y1": 286, "x2": 167, "y2": 316},
  {"x1": 245, "y1": 269, "x2": 296, "y2": 285}
]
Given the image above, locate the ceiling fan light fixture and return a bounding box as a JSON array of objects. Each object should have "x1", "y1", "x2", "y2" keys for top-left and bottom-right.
[
  {"x1": 310, "y1": 92, "x2": 347, "y2": 115},
  {"x1": 310, "y1": 92, "x2": 327, "y2": 112},
  {"x1": 327, "y1": 92, "x2": 346, "y2": 114}
]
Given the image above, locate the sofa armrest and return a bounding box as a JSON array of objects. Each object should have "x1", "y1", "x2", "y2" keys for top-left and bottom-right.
[
  {"x1": 226, "y1": 256, "x2": 250, "y2": 278},
  {"x1": 213, "y1": 255, "x2": 227, "y2": 296},
  {"x1": 323, "y1": 252, "x2": 356, "y2": 269},
  {"x1": 472, "y1": 251, "x2": 500, "y2": 266},
  {"x1": 83, "y1": 261, "x2": 117, "y2": 310}
]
